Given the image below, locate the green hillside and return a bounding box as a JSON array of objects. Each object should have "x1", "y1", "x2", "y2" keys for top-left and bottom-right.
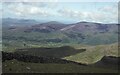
[{"x1": 64, "y1": 43, "x2": 118, "y2": 64}]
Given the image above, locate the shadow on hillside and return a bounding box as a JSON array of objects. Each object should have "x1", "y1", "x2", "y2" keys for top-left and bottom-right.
[
  {"x1": 92, "y1": 56, "x2": 120, "y2": 69},
  {"x1": 2, "y1": 51, "x2": 87, "y2": 66},
  {"x1": 15, "y1": 46, "x2": 86, "y2": 58}
]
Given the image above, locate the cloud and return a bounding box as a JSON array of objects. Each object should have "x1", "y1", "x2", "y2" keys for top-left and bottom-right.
[
  {"x1": 58, "y1": 7, "x2": 118, "y2": 23},
  {"x1": 2, "y1": 0, "x2": 58, "y2": 2},
  {"x1": 0, "y1": 3, "x2": 2, "y2": 18},
  {"x1": 58, "y1": 9, "x2": 84, "y2": 19},
  {"x1": 3, "y1": 2, "x2": 118, "y2": 23},
  {"x1": 58, "y1": 8, "x2": 105, "y2": 22},
  {"x1": 23, "y1": 2, "x2": 58, "y2": 8},
  {"x1": 98, "y1": 5, "x2": 118, "y2": 23},
  {"x1": 100, "y1": 4, "x2": 117, "y2": 12},
  {"x1": 5, "y1": 2, "x2": 53, "y2": 17}
]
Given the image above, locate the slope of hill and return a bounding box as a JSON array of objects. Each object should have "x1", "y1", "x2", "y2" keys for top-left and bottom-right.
[{"x1": 63, "y1": 43, "x2": 118, "y2": 64}]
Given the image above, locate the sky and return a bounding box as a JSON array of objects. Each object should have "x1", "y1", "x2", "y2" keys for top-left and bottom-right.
[{"x1": 1, "y1": 2, "x2": 118, "y2": 23}]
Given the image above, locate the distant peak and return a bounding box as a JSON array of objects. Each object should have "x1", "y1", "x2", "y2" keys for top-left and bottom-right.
[
  {"x1": 79, "y1": 21, "x2": 88, "y2": 23},
  {"x1": 75, "y1": 21, "x2": 102, "y2": 25},
  {"x1": 43, "y1": 21, "x2": 64, "y2": 25}
]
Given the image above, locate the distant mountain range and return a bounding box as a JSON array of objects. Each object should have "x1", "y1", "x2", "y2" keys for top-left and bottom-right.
[
  {"x1": 2, "y1": 18, "x2": 41, "y2": 27},
  {"x1": 2, "y1": 18, "x2": 119, "y2": 45},
  {"x1": 6, "y1": 20, "x2": 118, "y2": 33}
]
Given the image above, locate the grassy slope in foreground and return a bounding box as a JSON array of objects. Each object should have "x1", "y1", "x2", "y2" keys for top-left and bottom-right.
[
  {"x1": 2, "y1": 59, "x2": 118, "y2": 73},
  {"x1": 64, "y1": 43, "x2": 118, "y2": 64}
]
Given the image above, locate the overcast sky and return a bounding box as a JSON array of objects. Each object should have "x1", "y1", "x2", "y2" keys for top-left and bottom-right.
[{"x1": 2, "y1": 2, "x2": 118, "y2": 23}]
